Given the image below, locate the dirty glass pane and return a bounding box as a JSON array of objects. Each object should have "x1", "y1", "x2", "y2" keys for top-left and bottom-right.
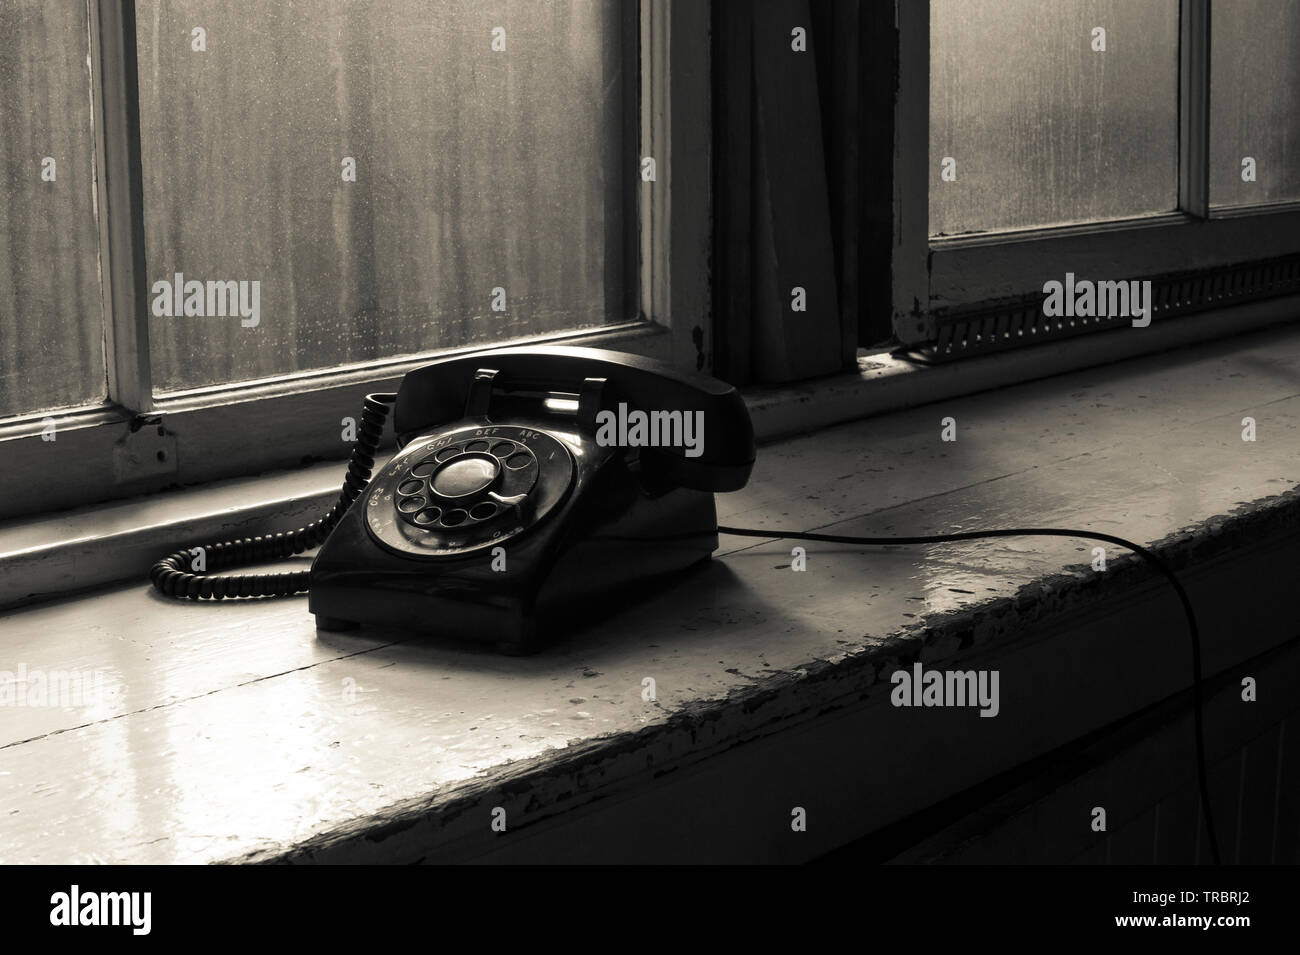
[
  {"x1": 136, "y1": 0, "x2": 629, "y2": 394},
  {"x1": 1210, "y1": 0, "x2": 1300, "y2": 207},
  {"x1": 929, "y1": 0, "x2": 1180, "y2": 237},
  {"x1": 0, "y1": 0, "x2": 106, "y2": 418}
]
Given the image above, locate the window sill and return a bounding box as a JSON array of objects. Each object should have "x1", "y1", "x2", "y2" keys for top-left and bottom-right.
[
  {"x1": 4, "y1": 310, "x2": 1296, "y2": 611},
  {"x1": 2, "y1": 323, "x2": 1299, "y2": 862}
]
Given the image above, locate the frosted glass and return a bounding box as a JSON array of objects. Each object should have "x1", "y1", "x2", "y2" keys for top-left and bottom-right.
[
  {"x1": 1210, "y1": 0, "x2": 1300, "y2": 207},
  {"x1": 0, "y1": 0, "x2": 106, "y2": 418},
  {"x1": 136, "y1": 0, "x2": 629, "y2": 394},
  {"x1": 930, "y1": 0, "x2": 1180, "y2": 236}
]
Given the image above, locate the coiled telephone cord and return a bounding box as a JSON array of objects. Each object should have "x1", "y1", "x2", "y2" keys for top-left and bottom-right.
[{"x1": 149, "y1": 393, "x2": 396, "y2": 600}]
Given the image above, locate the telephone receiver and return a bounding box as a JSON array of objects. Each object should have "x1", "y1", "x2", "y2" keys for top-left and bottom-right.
[{"x1": 153, "y1": 345, "x2": 755, "y2": 654}]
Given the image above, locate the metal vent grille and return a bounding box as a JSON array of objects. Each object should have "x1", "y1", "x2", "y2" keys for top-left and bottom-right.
[{"x1": 911, "y1": 254, "x2": 1300, "y2": 363}]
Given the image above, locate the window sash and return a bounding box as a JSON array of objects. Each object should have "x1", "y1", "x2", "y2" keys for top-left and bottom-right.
[
  {"x1": 897, "y1": 0, "x2": 1300, "y2": 344},
  {"x1": 0, "y1": 0, "x2": 709, "y2": 523},
  {"x1": 91, "y1": 0, "x2": 152, "y2": 412}
]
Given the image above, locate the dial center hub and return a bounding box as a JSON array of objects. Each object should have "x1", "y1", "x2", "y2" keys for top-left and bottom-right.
[{"x1": 431, "y1": 453, "x2": 499, "y2": 499}]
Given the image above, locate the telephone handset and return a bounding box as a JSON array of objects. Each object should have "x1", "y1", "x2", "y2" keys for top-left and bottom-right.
[{"x1": 152, "y1": 346, "x2": 755, "y2": 653}]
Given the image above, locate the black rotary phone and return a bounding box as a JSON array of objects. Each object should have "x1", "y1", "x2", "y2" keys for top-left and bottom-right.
[
  {"x1": 151, "y1": 346, "x2": 755, "y2": 653},
  {"x1": 149, "y1": 345, "x2": 1227, "y2": 856}
]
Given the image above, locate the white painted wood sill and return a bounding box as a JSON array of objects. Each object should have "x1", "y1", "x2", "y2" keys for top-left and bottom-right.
[{"x1": 1, "y1": 320, "x2": 1298, "y2": 862}]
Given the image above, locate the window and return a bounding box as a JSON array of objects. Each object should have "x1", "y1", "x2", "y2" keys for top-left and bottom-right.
[
  {"x1": 134, "y1": 0, "x2": 632, "y2": 394},
  {"x1": 904, "y1": 0, "x2": 1300, "y2": 346},
  {"x1": 930, "y1": 0, "x2": 1300, "y2": 227},
  {"x1": 930, "y1": 0, "x2": 1181, "y2": 236},
  {"x1": 0, "y1": 0, "x2": 105, "y2": 418},
  {"x1": 1209, "y1": 0, "x2": 1300, "y2": 207},
  {"x1": 0, "y1": 0, "x2": 714, "y2": 522},
  {"x1": 11, "y1": 1, "x2": 1294, "y2": 524}
]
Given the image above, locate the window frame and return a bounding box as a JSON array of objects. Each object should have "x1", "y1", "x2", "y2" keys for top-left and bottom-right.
[
  {"x1": 894, "y1": 0, "x2": 1300, "y2": 343},
  {"x1": 0, "y1": 0, "x2": 711, "y2": 522}
]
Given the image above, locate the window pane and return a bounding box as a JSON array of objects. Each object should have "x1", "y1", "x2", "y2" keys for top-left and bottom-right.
[
  {"x1": 0, "y1": 1, "x2": 105, "y2": 418},
  {"x1": 136, "y1": 0, "x2": 629, "y2": 395},
  {"x1": 929, "y1": 0, "x2": 1180, "y2": 237},
  {"x1": 1210, "y1": 0, "x2": 1300, "y2": 207}
]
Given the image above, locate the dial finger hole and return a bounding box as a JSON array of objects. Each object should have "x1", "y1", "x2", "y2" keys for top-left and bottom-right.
[
  {"x1": 410, "y1": 461, "x2": 438, "y2": 476},
  {"x1": 505, "y1": 452, "x2": 532, "y2": 469},
  {"x1": 465, "y1": 440, "x2": 490, "y2": 452},
  {"x1": 434, "y1": 446, "x2": 461, "y2": 462},
  {"x1": 397, "y1": 496, "x2": 426, "y2": 513},
  {"x1": 397, "y1": 479, "x2": 424, "y2": 495},
  {"x1": 413, "y1": 507, "x2": 441, "y2": 526},
  {"x1": 490, "y1": 442, "x2": 515, "y2": 457},
  {"x1": 440, "y1": 508, "x2": 468, "y2": 526},
  {"x1": 469, "y1": 502, "x2": 498, "y2": 521}
]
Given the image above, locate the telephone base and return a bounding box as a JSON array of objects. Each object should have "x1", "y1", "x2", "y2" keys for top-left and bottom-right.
[
  {"x1": 314, "y1": 615, "x2": 360, "y2": 632},
  {"x1": 308, "y1": 479, "x2": 719, "y2": 653}
]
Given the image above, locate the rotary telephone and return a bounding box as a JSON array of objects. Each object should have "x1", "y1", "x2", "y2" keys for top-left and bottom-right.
[
  {"x1": 151, "y1": 346, "x2": 756, "y2": 654},
  {"x1": 148, "y1": 343, "x2": 1226, "y2": 858}
]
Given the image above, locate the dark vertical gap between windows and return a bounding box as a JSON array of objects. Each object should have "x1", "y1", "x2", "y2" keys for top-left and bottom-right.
[
  {"x1": 810, "y1": 0, "x2": 860, "y2": 363},
  {"x1": 610, "y1": 0, "x2": 638, "y2": 325},
  {"x1": 711, "y1": 0, "x2": 754, "y2": 384},
  {"x1": 713, "y1": 0, "x2": 900, "y2": 382},
  {"x1": 809, "y1": 0, "x2": 899, "y2": 351},
  {"x1": 857, "y1": 2, "x2": 900, "y2": 349}
]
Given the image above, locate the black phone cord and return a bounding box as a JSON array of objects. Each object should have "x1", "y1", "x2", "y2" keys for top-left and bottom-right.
[
  {"x1": 149, "y1": 393, "x2": 396, "y2": 600},
  {"x1": 716, "y1": 523, "x2": 1221, "y2": 866}
]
